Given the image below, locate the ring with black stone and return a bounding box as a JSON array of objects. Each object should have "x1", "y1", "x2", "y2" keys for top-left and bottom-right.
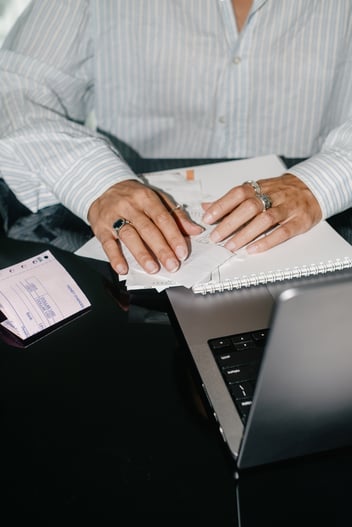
[{"x1": 112, "y1": 218, "x2": 133, "y2": 237}]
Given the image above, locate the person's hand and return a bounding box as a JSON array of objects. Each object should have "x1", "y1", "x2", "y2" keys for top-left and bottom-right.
[
  {"x1": 87, "y1": 179, "x2": 203, "y2": 275},
  {"x1": 201, "y1": 173, "x2": 322, "y2": 254}
]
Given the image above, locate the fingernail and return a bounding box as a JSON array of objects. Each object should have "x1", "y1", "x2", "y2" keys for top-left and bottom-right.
[
  {"x1": 202, "y1": 212, "x2": 213, "y2": 223},
  {"x1": 210, "y1": 230, "x2": 221, "y2": 243},
  {"x1": 166, "y1": 258, "x2": 180, "y2": 272},
  {"x1": 246, "y1": 244, "x2": 258, "y2": 254},
  {"x1": 145, "y1": 260, "x2": 159, "y2": 273},
  {"x1": 116, "y1": 264, "x2": 127, "y2": 275},
  {"x1": 224, "y1": 241, "x2": 236, "y2": 252},
  {"x1": 175, "y1": 245, "x2": 187, "y2": 261}
]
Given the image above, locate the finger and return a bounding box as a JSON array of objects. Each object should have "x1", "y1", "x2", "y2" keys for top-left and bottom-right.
[
  {"x1": 122, "y1": 188, "x2": 202, "y2": 266},
  {"x1": 246, "y1": 223, "x2": 290, "y2": 254},
  {"x1": 246, "y1": 217, "x2": 315, "y2": 254},
  {"x1": 104, "y1": 224, "x2": 165, "y2": 275},
  {"x1": 223, "y1": 206, "x2": 279, "y2": 251},
  {"x1": 98, "y1": 196, "x2": 201, "y2": 275},
  {"x1": 122, "y1": 206, "x2": 202, "y2": 273},
  {"x1": 100, "y1": 236, "x2": 132, "y2": 275},
  {"x1": 129, "y1": 210, "x2": 189, "y2": 272},
  {"x1": 168, "y1": 205, "x2": 204, "y2": 236},
  {"x1": 209, "y1": 194, "x2": 270, "y2": 244},
  {"x1": 202, "y1": 185, "x2": 257, "y2": 225},
  {"x1": 104, "y1": 202, "x2": 187, "y2": 274},
  {"x1": 100, "y1": 216, "x2": 162, "y2": 275},
  {"x1": 104, "y1": 199, "x2": 189, "y2": 274}
]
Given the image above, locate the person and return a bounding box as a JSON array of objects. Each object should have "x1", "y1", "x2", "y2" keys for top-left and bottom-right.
[{"x1": 0, "y1": 0, "x2": 352, "y2": 278}]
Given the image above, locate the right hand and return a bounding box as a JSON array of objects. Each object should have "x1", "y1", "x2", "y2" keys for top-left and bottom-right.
[{"x1": 87, "y1": 179, "x2": 204, "y2": 275}]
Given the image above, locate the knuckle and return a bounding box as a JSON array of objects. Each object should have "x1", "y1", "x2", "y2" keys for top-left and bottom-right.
[
  {"x1": 276, "y1": 222, "x2": 291, "y2": 238},
  {"x1": 156, "y1": 210, "x2": 173, "y2": 226},
  {"x1": 135, "y1": 218, "x2": 152, "y2": 236},
  {"x1": 236, "y1": 186, "x2": 248, "y2": 200},
  {"x1": 247, "y1": 198, "x2": 260, "y2": 214},
  {"x1": 262, "y1": 209, "x2": 275, "y2": 224},
  {"x1": 102, "y1": 237, "x2": 117, "y2": 251},
  {"x1": 117, "y1": 225, "x2": 135, "y2": 242}
]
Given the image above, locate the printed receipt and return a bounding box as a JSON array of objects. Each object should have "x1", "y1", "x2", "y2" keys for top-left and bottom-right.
[{"x1": 0, "y1": 250, "x2": 91, "y2": 341}]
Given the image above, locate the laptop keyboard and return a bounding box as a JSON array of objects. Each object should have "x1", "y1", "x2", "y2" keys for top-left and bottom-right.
[{"x1": 208, "y1": 328, "x2": 269, "y2": 424}]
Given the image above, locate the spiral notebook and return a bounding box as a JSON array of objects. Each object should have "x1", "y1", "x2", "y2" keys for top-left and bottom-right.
[{"x1": 192, "y1": 219, "x2": 352, "y2": 294}]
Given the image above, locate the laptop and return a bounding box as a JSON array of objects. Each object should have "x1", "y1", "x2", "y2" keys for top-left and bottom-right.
[{"x1": 166, "y1": 270, "x2": 352, "y2": 470}]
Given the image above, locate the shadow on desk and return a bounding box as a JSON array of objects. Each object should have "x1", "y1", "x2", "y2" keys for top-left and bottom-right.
[{"x1": 236, "y1": 444, "x2": 352, "y2": 527}]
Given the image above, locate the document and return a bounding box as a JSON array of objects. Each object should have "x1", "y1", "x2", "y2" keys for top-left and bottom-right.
[{"x1": 0, "y1": 250, "x2": 91, "y2": 346}]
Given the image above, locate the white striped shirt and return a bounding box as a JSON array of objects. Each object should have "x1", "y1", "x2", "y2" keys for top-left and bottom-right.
[{"x1": 0, "y1": 0, "x2": 352, "y2": 222}]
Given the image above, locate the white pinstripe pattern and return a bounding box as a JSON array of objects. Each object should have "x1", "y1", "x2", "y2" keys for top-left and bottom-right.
[{"x1": 0, "y1": 0, "x2": 351, "y2": 222}]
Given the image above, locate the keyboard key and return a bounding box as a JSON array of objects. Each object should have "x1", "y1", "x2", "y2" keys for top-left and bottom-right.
[
  {"x1": 232, "y1": 341, "x2": 257, "y2": 352},
  {"x1": 223, "y1": 364, "x2": 256, "y2": 383},
  {"x1": 231, "y1": 334, "x2": 253, "y2": 345},
  {"x1": 235, "y1": 397, "x2": 252, "y2": 422},
  {"x1": 208, "y1": 337, "x2": 232, "y2": 351},
  {"x1": 215, "y1": 348, "x2": 263, "y2": 368},
  {"x1": 251, "y1": 330, "x2": 268, "y2": 343},
  {"x1": 230, "y1": 381, "x2": 255, "y2": 399}
]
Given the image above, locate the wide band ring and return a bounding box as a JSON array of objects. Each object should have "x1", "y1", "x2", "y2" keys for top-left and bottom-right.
[
  {"x1": 112, "y1": 218, "x2": 133, "y2": 237},
  {"x1": 245, "y1": 180, "x2": 262, "y2": 195},
  {"x1": 257, "y1": 193, "x2": 272, "y2": 212}
]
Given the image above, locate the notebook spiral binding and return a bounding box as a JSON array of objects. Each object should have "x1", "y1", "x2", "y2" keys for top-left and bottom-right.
[{"x1": 192, "y1": 256, "x2": 352, "y2": 295}]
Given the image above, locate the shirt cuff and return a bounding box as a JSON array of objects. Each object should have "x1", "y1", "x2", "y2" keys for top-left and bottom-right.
[
  {"x1": 54, "y1": 146, "x2": 140, "y2": 222},
  {"x1": 287, "y1": 152, "x2": 352, "y2": 219}
]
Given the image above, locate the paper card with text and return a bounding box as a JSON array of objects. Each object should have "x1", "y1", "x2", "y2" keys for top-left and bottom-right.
[{"x1": 0, "y1": 250, "x2": 91, "y2": 347}]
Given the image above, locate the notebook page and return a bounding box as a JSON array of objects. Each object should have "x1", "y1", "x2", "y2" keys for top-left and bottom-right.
[{"x1": 192, "y1": 221, "x2": 352, "y2": 294}]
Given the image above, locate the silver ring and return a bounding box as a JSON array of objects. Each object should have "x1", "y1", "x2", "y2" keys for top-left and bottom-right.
[
  {"x1": 257, "y1": 193, "x2": 272, "y2": 212},
  {"x1": 170, "y1": 203, "x2": 183, "y2": 214},
  {"x1": 112, "y1": 218, "x2": 133, "y2": 237},
  {"x1": 245, "y1": 180, "x2": 261, "y2": 195}
]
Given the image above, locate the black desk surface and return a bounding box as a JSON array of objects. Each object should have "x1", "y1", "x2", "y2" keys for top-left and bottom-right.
[
  {"x1": 1, "y1": 158, "x2": 352, "y2": 525},
  {"x1": 2, "y1": 234, "x2": 352, "y2": 526}
]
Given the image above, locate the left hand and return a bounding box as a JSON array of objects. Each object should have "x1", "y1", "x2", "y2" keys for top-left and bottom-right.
[{"x1": 201, "y1": 173, "x2": 322, "y2": 254}]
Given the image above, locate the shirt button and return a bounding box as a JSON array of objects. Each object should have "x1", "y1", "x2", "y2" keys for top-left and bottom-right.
[
  {"x1": 232, "y1": 56, "x2": 241, "y2": 64},
  {"x1": 218, "y1": 116, "x2": 226, "y2": 124}
]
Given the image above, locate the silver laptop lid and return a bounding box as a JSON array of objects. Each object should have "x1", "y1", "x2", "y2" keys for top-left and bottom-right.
[{"x1": 238, "y1": 275, "x2": 352, "y2": 468}]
